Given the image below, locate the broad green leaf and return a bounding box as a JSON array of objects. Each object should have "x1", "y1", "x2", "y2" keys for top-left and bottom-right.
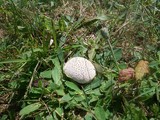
[
  {"x1": 56, "y1": 89, "x2": 65, "y2": 96},
  {"x1": 35, "y1": 115, "x2": 43, "y2": 120},
  {"x1": 74, "y1": 95, "x2": 85, "y2": 102},
  {"x1": 19, "y1": 102, "x2": 41, "y2": 117},
  {"x1": 0, "y1": 1, "x2": 4, "y2": 6},
  {"x1": 114, "y1": 48, "x2": 122, "y2": 61},
  {"x1": 84, "y1": 78, "x2": 101, "y2": 92},
  {"x1": 149, "y1": 61, "x2": 159, "y2": 68},
  {"x1": 84, "y1": 113, "x2": 93, "y2": 120},
  {"x1": 30, "y1": 88, "x2": 42, "y2": 94},
  {"x1": 60, "y1": 93, "x2": 72, "y2": 102},
  {"x1": 46, "y1": 115, "x2": 54, "y2": 120},
  {"x1": 131, "y1": 87, "x2": 155, "y2": 101},
  {"x1": 9, "y1": 81, "x2": 18, "y2": 89},
  {"x1": 65, "y1": 81, "x2": 82, "y2": 94},
  {"x1": 100, "y1": 80, "x2": 115, "y2": 92},
  {"x1": 89, "y1": 96, "x2": 99, "y2": 103},
  {"x1": 52, "y1": 58, "x2": 62, "y2": 86},
  {"x1": 40, "y1": 70, "x2": 52, "y2": 78},
  {"x1": 55, "y1": 107, "x2": 63, "y2": 117},
  {"x1": 88, "y1": 48, "x2": 96, "y2": 60},
  {"x1": 93, "y1": 62, "x2": 104, "y2": 74},
  {"x1": 0, "y1": 115, "x2": 8, "y2": 120},
  {"x1": 92, "y1": 89, "x2": 102, "y2": 96},
  {"x1": 94, "y1": 106, "x2": 106, "y2": 120}
]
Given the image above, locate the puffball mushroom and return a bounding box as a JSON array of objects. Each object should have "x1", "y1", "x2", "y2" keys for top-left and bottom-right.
[{"x1": 63, "y1": 57, "x2": 96, "y2": 84}]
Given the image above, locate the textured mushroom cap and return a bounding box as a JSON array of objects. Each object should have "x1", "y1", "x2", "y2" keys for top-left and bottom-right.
[{"x1": 63, "y1": 57, "x2": 96, "y2": 84}]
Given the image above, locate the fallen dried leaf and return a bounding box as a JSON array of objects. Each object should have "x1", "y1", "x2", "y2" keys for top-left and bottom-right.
[{"x1": 135, "y1": 60, "x2": 149, "y2": 80}]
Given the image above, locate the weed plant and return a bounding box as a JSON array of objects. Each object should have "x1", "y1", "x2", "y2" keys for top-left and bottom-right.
[{"x1": 0, "y1": 0, "x2": 160, "y2": 119}]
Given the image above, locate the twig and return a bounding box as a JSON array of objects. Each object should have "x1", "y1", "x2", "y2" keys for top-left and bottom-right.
[
  {"x1": 112, "y1": 21, "x2": 130, "y2": 36},
  {"x1": 11, "y1": 62, "x2": 27, "y2": 80},
  {"x1": 24, "y1": 61, "x2": 40, "y2": 99},
  {"x1": 41, "y1": 99, "x2": 52, "y2": 116}
]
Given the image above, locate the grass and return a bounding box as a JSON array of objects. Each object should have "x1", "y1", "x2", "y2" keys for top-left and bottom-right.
[{"x1": 0, "y1": 0, "x2": 160, "y2": 119}]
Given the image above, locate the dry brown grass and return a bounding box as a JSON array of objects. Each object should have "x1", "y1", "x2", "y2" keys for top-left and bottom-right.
[
  {"x1": 0, "y1": 29, "x2": 4, "y2": 38},
  {"x1": 54, "y1": 1, "x2": 96, "y2": 19}
]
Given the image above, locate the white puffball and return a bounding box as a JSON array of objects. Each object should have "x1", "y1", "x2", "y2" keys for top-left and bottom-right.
[{"x1": 63, "y1": 57, "x2": 96, "y2": 84}]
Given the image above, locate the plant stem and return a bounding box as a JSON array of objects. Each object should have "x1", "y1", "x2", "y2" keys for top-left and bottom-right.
[{"x1": 101, "y1": 28, "x2": 120, "y2": 71}]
